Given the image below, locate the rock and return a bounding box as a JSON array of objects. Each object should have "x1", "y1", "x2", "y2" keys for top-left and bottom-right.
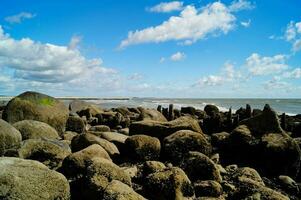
[
  {"x1": 18, "y1": 138, "x2": 71, "y2": 170},
  {"x1": 239, "y1": 104, "x2": 284, "y2": 136},
  {"x1": 138, "y1": 107, "x2": 167, "y2": 122},
  {"x1": 231, "y1": 167, "x2": 265, "y2": 186},
  {"x1": 130, "y1": 116, "x2": 203, "y2": 140},
  {"x1": 96, "y1": 111, "x2": 127, "y2": 128},
  {"x1": 194, "y1": 180, "x2": 223, "y2": 197},
  {"x1": 204, "y1": 104, "x2": 219, "y2": 117},
  {"x1": 0, "y1": 157, "x2": 70, "y2": 200},
  {"x1": 125, "y1": 135, "x2": 161, "y2": 161},
  {"x1": 89, "y1": 125, "x2": 111, "y2": 132},
  {"x1": 90, "y1": 131, "x2": 128, "y2": 144},
  {"x1": 13, "y1": 120, "x2": 59, "y2": 140},
  {"x1": 145, "y1": 167, "x2": 194, "y2": 200},
  {"x1": 102, "y1": 180, "x2": 146, "y2": 200},
  {"x1": 163, "y1": 130, "x2": 212, "y2": 164},
  {"x1": 211, "y1": 132, "x2": 230, "y2": 148},
  {"x1": 0, "y1": 119, "x2": 22, "y2": 156},
  {"x1": 181, "y1": 106, "x2": 196, "y2": 116},
  {"x1": 77, "y1": 104, "x2": 103, "y2": 120},
  {"x1": 2, "y1": 91, "x2": 69, "y2": 135},
  {"x1": 181, "y1": 151, "x2": 222, "y2": 182},
  {"x1": 82, "y1": 158, "x2": 132, "y2": 199},
  {"x1": 69, "y1": 100, "x2": 91, "y2": 113},
  {"x1": 143, "y1": 161, "x2": 166, "y2": 175},
  {"x1": 63, "y1": 131, "x2": 78, "y2": 141},
  {"x1": 66, "y1": 116, "x2": 85, "y2": 133},
  {"x1": 278, "y1": 175, "x2": 299, "y2": 193},
  {"x1": 61, "y1": 144, "x2": 111, "y2": 178},
  {"x1": 71, "y1": 133, "x2": 120, "y2": 157}
]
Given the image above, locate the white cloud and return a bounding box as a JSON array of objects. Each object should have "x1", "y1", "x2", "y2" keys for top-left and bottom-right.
[
  {"x1": 128, "y1": 73, "x2": 143, "y2": 80},
  {"x1": 170, "y1": 52, "x2": 185, "y2": 61},
  {"x1": 246, "y1": 53, "x2": 288, "y2": 76},
  {"x1": 0, "y1": 25, "x2": 116, "y2": 84},
  {"x1": 148, "y1": 1, "x2": 184, "y2": 13},
  {"x1": 5, "y1": 12, "x2": 36, "y2": 24},
  {"x1": 159, "y1": 57, "x2": 166, "y2": 63},
  {"x1": 263, "y1": 78, "x2": 290, "y2": 90},
  {"x1": 68, "y1": 35, "x2": 82, "y2": 50},
  {"x1": 229, "y1": 0, "x2": 255, "y2": 12},
  {"x1": 282, "y1": 68, "x2": 301, "y2": 79},
  {"x1": 292, "y1": 39, "x2": 301, "y2": 52},
  {"x1": 296, "y1": 22, "x2": 301, "y2": 34},
  {"x1": 120, "y1": 2, "x2": 237, "y2": 48},
  {"x1": 285, "y1": 21, "x2": 297, "y2": 41},
  {"x1": 241, "y1": 19, "x2": 251, "y2": 27}
]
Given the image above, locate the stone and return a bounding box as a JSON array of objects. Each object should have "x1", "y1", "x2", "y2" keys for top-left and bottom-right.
[
  {"x1": 77, "y1": 104, "x2": 103, "y2": 120},
  {"x1": 163, "y1": 130, "x2": 212, "y2": 164},
  {"x1": 143, "y1": 161, "x2": 166, "y2": 175},
  {"x1": 2, "y1": 91, "x2": 69, "y2": 135},
  {"x1": 181, "y1": 151, "x2": 222, "y2": 182},
  {"x1": 0, "y1": 119, "x2": 22, "y2": 156},
  {"x1": 0, "y1": 157, "x2": 70, "y2": 200},
  {"x1": 125, "y1": 135, "x2": 161, "y2": 161},
  {"x1": 66, "y1": 116, "x2": 85, "y2": 133},
  {"x1": 204, "y1": 104, "x2": 219, "y2": 117},
  {"x1": 69, "y1": 100, "x2": 91, "y2": 113},
  {"x1": 231, "y1": 167, "x2": 264, "y2": 186},
  {"x1": 13, "y1": 120, "x2": 59, "y2": 140},
  {"x1": 18, "y1": 138, "x2": 71, "y2": 170},
  {"x1": 61, "y1": 144, "x2": 111, "y2": 178},
  {"x1": 181, "y1": 106, "x2": 196, "y2": 116},
  {"x1": 137, "y1": 107, "x2": 167, "y2": 122},
  {"x1": 239, "y1": 104, "x2": 284, "y2": 136},
  {"x1": 103, "y1": 180, "x2": 146, "y2": 200},
  {"x1": 89, "y1": 125, "x2": 111, "y2": 132},
  {"x1": 194, "y1": 180, "x2": 223, "y2": 197},
  {"x1": 145, "y1": 167, "x2": 194, "y2": 200},
  {"x1": 63, "y1": 131, "x2": 78, "y2": 141},
  {"x1": 90, "y1": 131, "x2": 128, "y2": 144},
  {"x1": 71, "y1": 133, "x2": 120, "y2": 156},
  {"x1": 130, "y1": 116, "x2": 203, "y2": 140}
]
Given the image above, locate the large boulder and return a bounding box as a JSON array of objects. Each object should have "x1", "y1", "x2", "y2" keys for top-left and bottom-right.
[
  {"x1": 130, "y1": 116, "x2": 203, "y2": 140},
  {"x1": 2, "y1": 91, "x2": 69, "y2": 135},
  {"x1": 204, "y1": 104, "x2": 219, "y2": 117},
  {"x1": 66, "y1": 116, "x2": 85, "y2": 134},
  {"x1": 102, "y1": 180, "x2": 146, "y2": 200},
  {"x1": 239, "y1": 104, "x2": 284, "y2": 136},
  {"x1": 61, "y1": 144, "x2": 111, "y2": 178},
  {"x1": 181, "y1": 151, "x2": 222, "y2": 182},
  {"x1": 0, "y1": 157, "x2": 70, "y2": 200},
  {"x1": 194, "y1": 180, "x2": 223, "y2": 198},
  {"x1": 13, "y1": 120, "x2": 59, "y2": 140},
  {"x1": 0, "y1": 119, "x2": 22, "y2": 156},
  {"x1": 145, "y1": 167, "x2": 194, "y2": 200},
  {"x1": 124, "y1": 135, "x2": 161, "y2": 161},
  {"x1": 71, "y1": 133, "x2": 120, "y2": 157},
  {"x1": 18, "y1": 138, "x2": 71, "y2": 170},
  {"x1": 163, "y1": 130, "x2": 212, "y2": 164},
  {"x1": 89, "y1": 131, "x2": 128, "y2": 144},
  {"x1": 138, "y1": 107, "x2": 167, "y2": 122}
]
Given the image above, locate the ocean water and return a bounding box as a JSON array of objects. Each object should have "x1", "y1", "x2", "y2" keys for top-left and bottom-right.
[{"x1": 1, "y1": 97, "x2": 301, "y2": 116}]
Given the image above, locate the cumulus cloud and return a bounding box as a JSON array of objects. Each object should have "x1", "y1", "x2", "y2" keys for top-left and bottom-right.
[
  {"x1": 263, "y1": 78, "x2": 290, "y2": 91},
  {"x1": 5, "y1": 12, "x2": 36, "y2": 24},
  {"x1": 229, "y1": 0, "x2": 255, "y2": 12},
  {"x1": 120, "y1": 2, "x2": 237, "y2": 48},
  {"x1": 170, "y1": 52, "x2": 185, "y2": 61},
  {"x1": 68, "y1": 35, "x2": 82, "y2": 50},
  {"x1": 280, "y1": 21, "x2": 301, "y2": 53},
  {"x1": 246, "y1": 53, "x2": 288, "y2": 76},
  {"x1": 0, "y1": 25, "x2": 116, "y2": 87},
  {"x1": 282, "y1": 68, "x2": 301, "y2": 79},
  {"x1": 148, "y1": 1, "x2": 184, "y2": 13},
  {"x1": 241, "y1": 19, "x2": 251, "y2": 27}
]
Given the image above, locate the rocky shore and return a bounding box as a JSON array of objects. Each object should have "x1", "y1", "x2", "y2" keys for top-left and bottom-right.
[{"x1": 0, "y1": 91, "x2": 300, "y2": 200}]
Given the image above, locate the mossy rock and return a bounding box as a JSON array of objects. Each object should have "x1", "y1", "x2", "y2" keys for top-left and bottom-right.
[
  {"x1": 0, "y1": 157, "x2": 70, "y2": 200},
  {"x1": 0, "y1": 119, "x2": 22, "y2": 156},
  {"x1": 3, "y1": 91, "x2": 69, "y2": 135}
]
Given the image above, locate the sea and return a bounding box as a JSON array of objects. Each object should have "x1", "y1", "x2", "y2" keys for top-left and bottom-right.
[{"x1": 1, "y1": 97, "x2": 301, "y2": 116}]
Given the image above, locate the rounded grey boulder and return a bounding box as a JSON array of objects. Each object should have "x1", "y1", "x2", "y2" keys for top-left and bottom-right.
[{"x1": 0, "y1": 119, "x2": 22, "y2": 156}]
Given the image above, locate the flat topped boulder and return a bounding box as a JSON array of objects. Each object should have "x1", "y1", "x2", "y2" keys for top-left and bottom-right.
[
  {"x1": 3, "y1": 91, "x2": 69, "y2": 135},
  {"x1": 0, "y1": 119, "x2": 22, "y2": 156},
  {"x1": 0, "y1": 157, "x2": 70, "y2": 200},
  {"x1": 13, "y1": 120, "x2": 59, "y2": 140},
  {"x1": 130, "y1": 116, "x2": 203, "y2": 140},
  {"x1": 239, "y1": 104, "x2": 284, "y2": 136}
]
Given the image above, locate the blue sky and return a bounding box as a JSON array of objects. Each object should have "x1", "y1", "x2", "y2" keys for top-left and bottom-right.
[{"x1": 0, "y1": 0, "x2": 300, "y2": 98}]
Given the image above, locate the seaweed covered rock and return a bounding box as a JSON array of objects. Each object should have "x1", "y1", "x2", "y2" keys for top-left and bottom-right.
[
  {"x1": 0, "y1": 157, "x2": 70, "y2": 200},
  {"x1": 61, "y1": 144, "x2": 111, "y2": 178},
  {"x1": 66, "y1": 116, "x2": 85, "y2": 133},
  {"x1": 163, "y1": 130, "x2": 212, "y2": 164},
  {"x1": 102, "y1": 180, "x2": 146, "y2": 200},
  {"x1": 13, "y1": 120, "x2": 59, "y2": 140},
  {"x1": 2, "y1": 91, "x2": 69, "y2": 135},
  {"x1": 18, "y1": 138, "x2": 71, "y2": 170},
  {"x1": 125, "y1": 135, "x2": 161, "y2": 161},
  {"x1": 130, "y1": 116, "x2": 203, "y2": 140},
  {"x1": 181, "y1": 151, "x2": 222, "y2": 182},
  {"x1": 204, "y1": 104, "x2": 219, "y2": 117},
  {"x1": 0, "y1": 119, "x2": 22, "y2": 156},
  {"x1": 89, "y1": 125, "x2": 111, "y2": 132},
  {"x1": 145, "y1": 167, "x2": 194, "y2": 200},
  {"x1": 194, "y1": 180, "x2": 223, "y2": 198},
  {"x1": 138, "y1": 107, "x2": 167, "y2": 122},
  {"x1": 239, "y1": 104, "x2": 284, "y2": 136},
  {"x1": 71, "y1": 133, "x2": 119, "y2": 156}
]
